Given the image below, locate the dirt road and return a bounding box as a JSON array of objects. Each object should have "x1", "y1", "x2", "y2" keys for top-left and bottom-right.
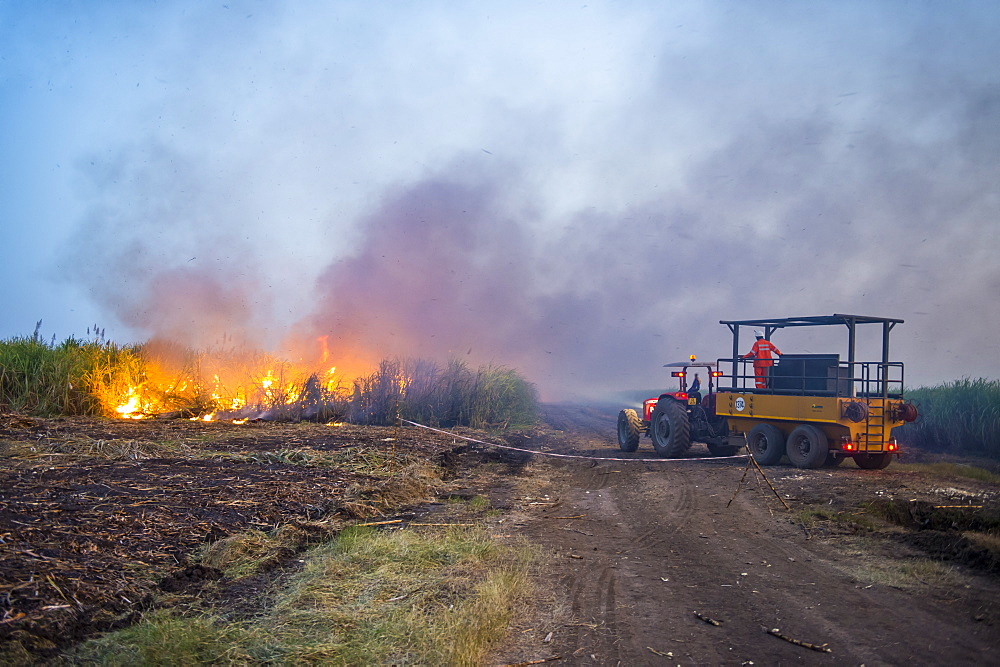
[{"x1": 492, "y1": 405, "x2": 999, "y2": 666}]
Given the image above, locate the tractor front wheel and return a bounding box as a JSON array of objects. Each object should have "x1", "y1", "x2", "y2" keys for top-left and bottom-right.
[
  {"x1": 855, "y1": 452, "x2": 893, "y2": 470},
  {"x1": 617, "y1": 409, "x2": 642, "y2": 452},
  {"x1": 786, "y1": 424, "x2": 830, "y2": 469},
  {"x1": 649, "y1": 399, "x2": 691, "y2": 457}
]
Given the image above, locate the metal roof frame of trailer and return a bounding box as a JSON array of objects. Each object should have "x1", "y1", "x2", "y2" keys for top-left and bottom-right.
[
  {"x1": 719, "y1": 314, "x2": 904, "y2": 329},
  {"x1": 719, "y1": 314, "x2": 906, "y2": 372}
]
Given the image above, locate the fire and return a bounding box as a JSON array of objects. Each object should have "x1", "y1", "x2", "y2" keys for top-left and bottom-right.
[
  {"x1": 115, "y1": 388, "x2": 146, "y2": 419},
  {"x1": 104, "y1": 336, "x2": 372, "y2": 423},
  {"x1": 325, "y1": 367, "x2": 339, "y2": 392}
]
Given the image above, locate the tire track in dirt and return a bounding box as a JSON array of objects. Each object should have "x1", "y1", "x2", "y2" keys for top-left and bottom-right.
[
  {"x1": 580, "y1": 463, "x2": 614, "y2": 492},
  {"x1": 554, "y1": 472, "x2": 630, "y2": 664},
  {"x1": 633, "y1": 468, "x2": 698, "y2": 553}
]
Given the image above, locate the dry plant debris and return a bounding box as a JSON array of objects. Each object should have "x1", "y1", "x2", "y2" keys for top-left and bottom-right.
[{"x1": 0, "y1": 414, "x2": 463, "y2": 657}]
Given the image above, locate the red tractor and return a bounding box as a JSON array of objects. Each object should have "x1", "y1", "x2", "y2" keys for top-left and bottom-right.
[{"x1": 617, "y1": 356, "x2": 739, "y2": 458}]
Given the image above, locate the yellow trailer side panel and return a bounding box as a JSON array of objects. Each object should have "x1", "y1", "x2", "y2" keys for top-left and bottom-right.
[
  {"x1": 717, "y1": 393, "x2": 840, "y2": 422},
  {"x1": 716, "y1": 392, "x2": 906, "y2": 453}
]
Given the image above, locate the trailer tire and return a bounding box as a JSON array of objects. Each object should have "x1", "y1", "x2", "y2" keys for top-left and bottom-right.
[
  {"x1": 786, "y1": 424, "x2": 829, "y2": 469},
  {"x1": 650, "y1": 398, "x2": 691, "y2": 457},
  {"x1": 855, "y1": 452, "x2": 893, "y2": 470},
  {"x1": 617, "y1": 409, "x2": 642, "y2": 452},
  {"x1": 747, "y1": 423, "x2": 785, "y2": 465}
]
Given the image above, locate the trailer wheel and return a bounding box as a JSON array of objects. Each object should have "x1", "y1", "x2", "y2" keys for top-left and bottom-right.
[
  {"x1": 855, "y1": 452, "x2": 893, "y2": 470},
  {"x1": 747, "y1": 423, "x2": 785, "y2": 465},
  {"x1": 617, "y1": 409, "x2": 642, "y2": 452},
  {"x1": 786, "y1": 424, "x2": 829, "y2": 469},
  {"x1": 649, "y1": 399, "x2": 691, "y2": 457}
]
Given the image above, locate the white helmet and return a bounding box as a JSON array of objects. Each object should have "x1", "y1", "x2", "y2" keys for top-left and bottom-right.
[{"x1": 754, "y1": 330, "x2": 763, "y2": 338}]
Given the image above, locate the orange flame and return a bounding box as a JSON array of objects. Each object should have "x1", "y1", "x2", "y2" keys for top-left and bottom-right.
[
  {"x1": 115, "y1": 388, "x2": 148, "y2": 420},
  {"x1": 105, "y1": 335, "x2": 374, "y2": 422}
]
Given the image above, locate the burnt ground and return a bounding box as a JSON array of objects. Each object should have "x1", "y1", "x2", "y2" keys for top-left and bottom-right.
[
  {"x1": 2, "y1": 408, "x2": 999, "y2": 665},
  {"x1": 0, "y1": 415, "x2": 473, "y2": 660}
]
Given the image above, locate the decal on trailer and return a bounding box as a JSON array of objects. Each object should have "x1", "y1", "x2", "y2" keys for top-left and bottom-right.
[{"x1": 734, "y1": 397, "x2": 746, "y2": 412}]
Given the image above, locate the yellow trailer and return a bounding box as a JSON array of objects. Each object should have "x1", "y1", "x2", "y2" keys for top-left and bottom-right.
[{"x1": 715, "y1": 315, "x2": 918, "y2": 469}]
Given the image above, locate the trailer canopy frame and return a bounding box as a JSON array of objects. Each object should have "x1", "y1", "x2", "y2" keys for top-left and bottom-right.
[{"x1": 720, "y1": 314, "x2": 904, "y2": 398}]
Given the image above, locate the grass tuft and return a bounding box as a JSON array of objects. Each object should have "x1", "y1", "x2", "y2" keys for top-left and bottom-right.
[
  {"x1": 72, "y1": 525, "x2": 535, "y2": 665},
  {"x1": 262, "y1": 525, "x2": 534, "y2": 665},
  {"x1": 797, "y1": 508, "x2": 878, "y2": 532},
  {"x1": 66, "y1": 610, "x2": 260, "y2": 666}
]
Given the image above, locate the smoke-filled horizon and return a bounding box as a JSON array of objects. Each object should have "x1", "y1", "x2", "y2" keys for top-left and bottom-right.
[{"x1": 3, "y1": 1, "x2": 999, "y2": 401}]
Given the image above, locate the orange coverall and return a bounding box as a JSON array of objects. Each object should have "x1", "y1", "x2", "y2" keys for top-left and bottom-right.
[{"x1": 742, "y1": 339, "x2": 782, "y2": 388}]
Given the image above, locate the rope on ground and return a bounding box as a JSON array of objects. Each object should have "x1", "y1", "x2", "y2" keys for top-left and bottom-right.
[{"x1": 401, "y1": 419, "x2": 749, "y2": 463}]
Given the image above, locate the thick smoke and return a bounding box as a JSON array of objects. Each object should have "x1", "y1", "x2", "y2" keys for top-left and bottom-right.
[
  {"x1": 298, "y1": 98, "x2": 1000, "y2": 400},
  {"x1": 41, "y1": 2, "x2": 1000, "y2": 401},
  {"x1": 63, "y1": 145, "x2": 276, "y2": 351}
]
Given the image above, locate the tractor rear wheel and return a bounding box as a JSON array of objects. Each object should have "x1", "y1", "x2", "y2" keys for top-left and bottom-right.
[
  {"x1": 649, "y1": 399, "x2": 691, "y2": 457},
  {"x1": 855, "y1": 452, "x2": 893, "y2": 469},
  {"x1": 617, "y1": 409, "x2": 642, "y2": 452},
  {"x1": 747, "y1": 423, "x2": 785, "y2": 465},
  {"x1": 786, "y1": 424, "x2": 830, "y2": 469}
]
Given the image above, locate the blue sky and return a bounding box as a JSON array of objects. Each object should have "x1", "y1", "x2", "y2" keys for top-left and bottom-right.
[{"x1": 2, "y1": 1, "x2": 998, "y2": 399}]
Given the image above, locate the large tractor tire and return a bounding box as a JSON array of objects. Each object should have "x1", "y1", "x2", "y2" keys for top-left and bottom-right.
[
  {"x1": 747, "y1": 423, "x2": 785, "y2": 465},
  {"x1": 786, "y1": 424, "x2": 830, "y2": 469},
  {"x1": 617, "y1": 409, "x2": 642, "y2": 452},
  {"x1": 649, "y1": 398, "x2": 691, "y2": 457},
  {"x1": 855, "y1": 452, "x2": 893, "y2": 470}
]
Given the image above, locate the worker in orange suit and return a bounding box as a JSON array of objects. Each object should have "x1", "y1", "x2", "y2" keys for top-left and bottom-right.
[{"x1": 742, "y1": 330, "x2": 781, "y2": 389}]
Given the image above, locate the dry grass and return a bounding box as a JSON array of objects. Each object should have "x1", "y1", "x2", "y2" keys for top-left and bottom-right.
[
  {"x1": 262, "y1": 525, "x2": 535, "y2": 665},
  {"x1": 894, "y1": 461, "x2": 1000, "y2": 484},
  {"x1": 63, "y1": 610, "x2": 261, "y2": 666},
  {"x1": 197, "y1": 521, "x2": 347, "y2": 579},
  {"x1": 834, "y1": 535, "x2": 963, "y2": 589},
  {"x1": 796, "y1": 507, "x2": 879, "y2": 533},
  {"x1": 69, "y1": 525, "x2": 536, "y2": 666},
  {"x1": 0, "y1": 435, "x2": 189, "y2": 461},
  {"x1": 963, "y1": 530, "x2": 1000, "y2": 553}
]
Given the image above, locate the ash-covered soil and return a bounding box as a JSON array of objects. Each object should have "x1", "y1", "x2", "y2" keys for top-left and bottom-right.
[{"x1": 2, "y1": 407, "x2": 999, "y2": 665}]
